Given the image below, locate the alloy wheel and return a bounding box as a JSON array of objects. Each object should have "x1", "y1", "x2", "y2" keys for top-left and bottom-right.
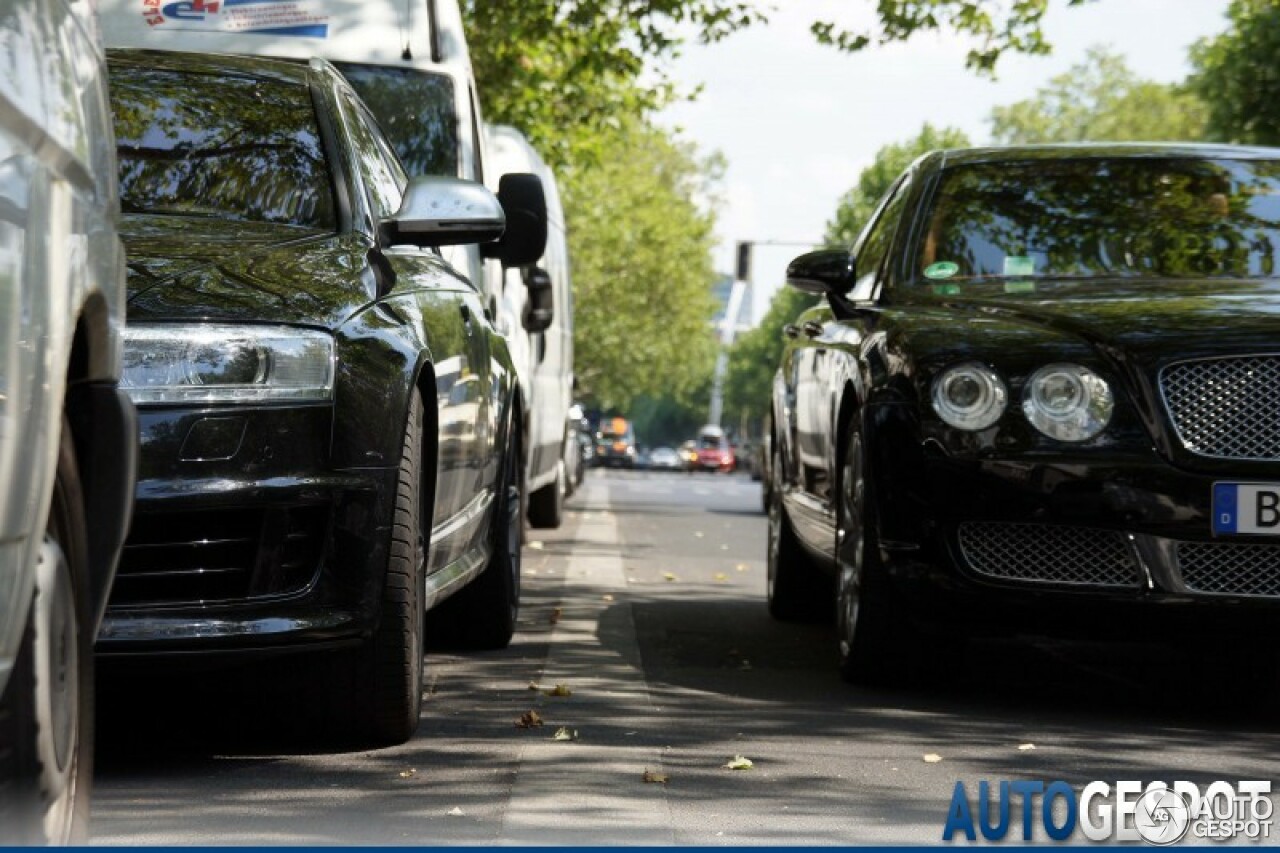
[
  {"x1": 837, "y1": 432, "x2": 866, "y2": 661},
  {"x1": 33, "y1": 535, "x2": 79, "y2": 843}
]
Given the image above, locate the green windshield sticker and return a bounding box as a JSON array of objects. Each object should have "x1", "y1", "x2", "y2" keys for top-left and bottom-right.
[
  {"x1": 924, "y1": 261, "x2": 959, "y2": 279},
  {"x1": 1003, "y1": 256, "x2": 1036, "y2": 277},
  {"x1": 1003, "y1": 280, "x2": 1036, "y2": 294},
  {"x1": 931, "y1": 283, "x2": 962, "y2": 296}
]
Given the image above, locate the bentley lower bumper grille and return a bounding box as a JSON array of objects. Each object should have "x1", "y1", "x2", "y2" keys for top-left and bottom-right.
[
  {"x1": 958, "y1": 522, "x2": 1142, "y2": 588},
  {"x1": 1160, "y1": 355, "x2": 1280, "y2": 460},
  {"x1": 1177, "y1": 541, "x2": 1280, "y2": 597},
  {"x1": 112, "y1": 506, "x2": 328, "y2": 607}
]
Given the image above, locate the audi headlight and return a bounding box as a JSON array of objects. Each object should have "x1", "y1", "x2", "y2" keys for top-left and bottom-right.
[
  {"x1": 122, "y1": 325, "x2": 334, "y2": 405},
  {"x1": 931, "y1": 363, "x2": 1007, "y2": 431},
  {"x1": 1021, "y1": 363, "x2": 1113, "y2": 441}
]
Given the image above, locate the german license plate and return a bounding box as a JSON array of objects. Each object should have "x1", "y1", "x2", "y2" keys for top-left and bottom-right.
[{"x1": 1213, "y1": 483, "x2": 1280, "y2": 535}]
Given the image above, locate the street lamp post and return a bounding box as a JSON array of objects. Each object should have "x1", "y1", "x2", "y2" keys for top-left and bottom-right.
[{"x1": 708, "y1": 239, "x2": 819, "y2": 429}]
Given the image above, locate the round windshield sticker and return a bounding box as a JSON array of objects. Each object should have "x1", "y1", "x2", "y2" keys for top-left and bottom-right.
[{"x1": 924, "y1": 261, "x2": 959, "y2": 280}]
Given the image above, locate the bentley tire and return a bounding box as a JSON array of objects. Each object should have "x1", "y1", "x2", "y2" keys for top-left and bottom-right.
[
  {"x1": 835, "y1": 424, "x2": 924, "y2": 685},
  {"x1": 766, "y1": 447, "x2": 830, "y2": 622}
]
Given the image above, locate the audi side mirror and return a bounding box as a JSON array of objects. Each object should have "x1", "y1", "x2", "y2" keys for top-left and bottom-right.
[{"x1": 381, "y1": 176, "x2": 505, "y2": 248}]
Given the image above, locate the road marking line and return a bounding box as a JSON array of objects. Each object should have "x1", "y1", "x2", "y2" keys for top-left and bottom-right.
[{"x1": 501, "y1": 477, "x2": 673, "y2": 845}]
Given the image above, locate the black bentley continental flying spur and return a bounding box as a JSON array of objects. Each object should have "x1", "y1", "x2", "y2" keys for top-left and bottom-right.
[{"x1": 767, "y1": 144, "x2": 1280, "y2": 683}]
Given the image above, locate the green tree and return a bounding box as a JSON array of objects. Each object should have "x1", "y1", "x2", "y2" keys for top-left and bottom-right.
[
  {"x1": 990, "y1": 46, "x2": 1208, "y2": 145},
  {"x1": 826, "y1": 124, "x2": 971, "y2": 247},
  {"x1": 722, "y1": 286, "x2": 818, "y2": 426},
  {"x1": 461, "y1": 0, "x2": 762, "y2": 167},
  {"x1": 462, "y1": 1, "x2": 1110, "y2": 167},
  {"x1": 1191, "y1": 0, "x2": 1280, "y2": 145},
  {"x1": 563, "y1": 118, "x2": 720, "y2": 411}
]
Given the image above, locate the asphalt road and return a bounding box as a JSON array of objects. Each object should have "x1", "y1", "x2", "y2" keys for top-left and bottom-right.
[{"x1": 92, "y1": 469, "x2": 1280, "y2": 844}]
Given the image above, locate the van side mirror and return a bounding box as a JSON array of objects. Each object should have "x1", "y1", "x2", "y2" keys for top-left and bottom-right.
[
  {"x1": 381, "y1": 176, "x2": 505, "y2": 248},
  {"x1": 786, "y1": 249, "x2": 856, "y2": 296},
  {"x1": 522, "y1": 266, "x2": 554, "y2": 333},
  {"x1": 482, "y1": 173, "x2": 548, "y2": 267}
]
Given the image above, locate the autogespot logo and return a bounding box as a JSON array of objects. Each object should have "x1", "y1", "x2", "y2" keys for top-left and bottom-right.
[{"x1": 942, "y1": 780, "x2": 1274, "y2": 844}]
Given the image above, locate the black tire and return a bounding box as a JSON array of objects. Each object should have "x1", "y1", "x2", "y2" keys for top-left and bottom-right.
[
  {"x1": 766, "y1": 446, "x2": 830, "y2": 622},
  {"x1": 316, "y1": 389, "x2": 426, "y2": 746},
  {"x1": 835, "y1": 422, "x2": 925, "y2": 685},
  {"x1": 527, "y1": 460, "x2": 564, "y2": 529},
  {"x1": 429, "y1": 417, "x2": 521, "y2": 650},
  {"x1": 0, "y1": 420, "x2": 93, "y2": 843}
]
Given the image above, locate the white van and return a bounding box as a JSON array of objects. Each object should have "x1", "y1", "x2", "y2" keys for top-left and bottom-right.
[
  {"x1": 0, "y1": 0, "x2": 135, "y2": 842},
  {"x1": 97, "y1": 0, "x2": 571, "y2": 528},
  {"x1": 486, "y1": 126, "x2": 575, "y2": 526}
]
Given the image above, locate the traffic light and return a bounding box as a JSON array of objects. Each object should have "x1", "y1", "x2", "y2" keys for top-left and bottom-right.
[{"x1": 735, "y1": 241, "x2": 753, "y2": 282}]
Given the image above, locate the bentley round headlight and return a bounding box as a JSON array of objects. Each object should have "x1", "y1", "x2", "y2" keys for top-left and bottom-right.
[
  {"x1": 931, "y1": 363, "x2": 1007, "y2": 431},
  {"x1": 1022, "y1": 364, "x2": 1113, "y2": 441}
]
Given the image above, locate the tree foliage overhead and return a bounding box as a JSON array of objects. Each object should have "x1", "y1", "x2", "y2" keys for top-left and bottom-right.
[
  {"x1": 562, "y1": 118, "x2": 721, "y2": 411},
  {"x1": 1191, "y1": 0, "x2": 1280, "y2": 146},
  {"x1": 825, "y1": 124, "x2": 971, "y2": 247},
  {"x1": 461, "y1": 0, "x2": 762, "y2": 167},
  {"x1": 722, "y1": 285, "x2": 818, "y2": 428},
  {"x1": 990, "y1": 46, "x2": 1208, "y2": 145}
]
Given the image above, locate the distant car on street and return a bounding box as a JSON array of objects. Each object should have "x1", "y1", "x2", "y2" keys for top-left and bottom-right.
[
  {"x1": 649, "y1": 447, "x2": 684, "y2": 471},
  {"x1": 769, "y1": 143, "x2": 1280, "y2": 684},
  {"x1": 98, "y1": 50, "x2": 545, "y2": 746},
  {"x1": 694, "y1": 426, "x2": 736, "y2": 473},
  {"x1": 0, "y1": 0, "x2": 135, "y2": 841},
  {"x1": 595, "y1": 417, "x2": 637, "y2": 468},
  {"x1": 678, "y1": 440, "x2": 699, "y2": 471}
]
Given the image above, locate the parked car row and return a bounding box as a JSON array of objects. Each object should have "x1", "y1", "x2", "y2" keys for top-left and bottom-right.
[
  {"x1": 0, "y1": 0, "x2": 577, "y2": 841},
  {"x1": 766, "y1": 143, "x2": 1280, "y2": 683}
]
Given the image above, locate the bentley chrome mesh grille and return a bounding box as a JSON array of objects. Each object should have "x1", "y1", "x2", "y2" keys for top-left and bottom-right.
[
  {"x1": 958, "y1": 522, "x2": 1141, "y2": 587},
  {"x1": 1177, "y1": 541, "x2": 1280, "y2": 597},
  {"x1": 1161, "y1": 355, "x2": 1280, "y2": 460}
]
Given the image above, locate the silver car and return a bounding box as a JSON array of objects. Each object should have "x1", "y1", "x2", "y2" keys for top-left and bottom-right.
[{"x1": 0, "y1": 0, "x2": 134, "y2": 842}]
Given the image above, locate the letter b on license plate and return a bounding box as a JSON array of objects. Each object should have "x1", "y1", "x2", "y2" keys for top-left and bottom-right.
[{"x1": 1214, "y1": 482, "x2": 1280, "y2": 535}]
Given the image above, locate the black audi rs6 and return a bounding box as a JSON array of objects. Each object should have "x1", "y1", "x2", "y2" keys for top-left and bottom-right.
[
  {"x1": 98, "y1": 51, "x2": 544, "y2": 744},
  {"x1": 768, "y1": 144, "x2": 1280, "y2": 683}
]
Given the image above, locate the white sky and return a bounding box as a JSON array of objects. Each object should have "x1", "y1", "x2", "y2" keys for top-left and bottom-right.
[{"x1": 658, "y1": 0, "x2": 1233, "y2": 323}]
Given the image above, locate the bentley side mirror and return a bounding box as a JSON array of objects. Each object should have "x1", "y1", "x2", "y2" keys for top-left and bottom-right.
[
  {"x1": 482, "y1": 173, "x2": 548, "y2": 267},
  {"x1": 381, "y1": 176, "x2": 505, "y2": 248},
  {"x1": 522, "y1": 266, "x2": 554, "y2": 333},
  {"x1": 786, "y1": 249, "x2": 856, "y2": 296}
]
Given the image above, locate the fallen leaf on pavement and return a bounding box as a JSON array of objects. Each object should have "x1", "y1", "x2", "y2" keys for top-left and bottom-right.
[
  {"x1": 720, "y1": 544, "x2": 729, "y2": 550},
  {"x1": 642, "y1": 770, "x2": 669, "y2": 784},
  {"x1": 663, "y1": 572, "x2": 678, "y2": 582},
  {"x1": 714, "y1": 573, "x2": 728, "y2": 582},
  {"x1": 516, "y1": 710, "x2": 544, "y2": 729},
  {"x1": 399, "y1": 768, "x2": 416, "y2": 778},
  {"x1": 527, "y1": 681, "x2": 540, "y2": 691},
  {"x1": 694, "y1": 531, "x2": 704, "y2": 538},
  {"x1": 724, "y1": 755, "x2": 754, "y2": 770},
  {"x1": 543, "y1": 684, "x2": 572, "y2": 698},
  {"x1": 552, "y1": 726, "x2": 578, "y2": 741},
  {"x1": 735, "y1": 563, "x2": 749, "y2": 572},
  {"x1": 447, "y1": 807, "x2": 464, "y2": 816},
  {"x1": 529, "y1": 541, "x2": 545, "y2": 550},
  {"x1": 549, "y1": 606, "x2": 562, "y2": 625},
  {"x1": 1017, "y1": 743, "x2": 1036, "y2": 751},
  {"x1": 923, "y1": 753, "x2": 943, "y2": 763},
  {"x1": 602, "y1": 594, "x2": 615, "y2": 602}
]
